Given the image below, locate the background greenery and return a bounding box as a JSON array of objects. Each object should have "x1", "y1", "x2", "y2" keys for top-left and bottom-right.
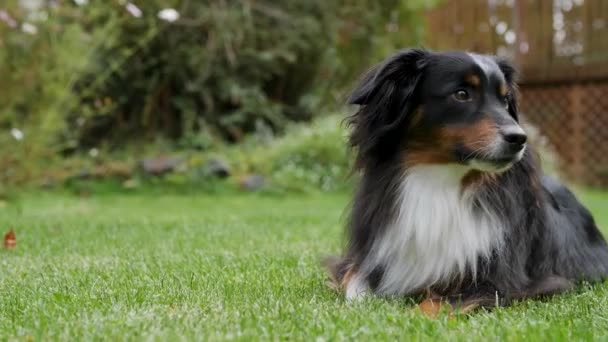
[{"x1": 1, "y1": 0, "x2": 435, "y2": 191}]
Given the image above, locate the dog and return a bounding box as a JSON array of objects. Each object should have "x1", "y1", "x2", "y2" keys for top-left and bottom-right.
[{"x1": 325, "y1": 49, "x2": 608, "y2": 311}]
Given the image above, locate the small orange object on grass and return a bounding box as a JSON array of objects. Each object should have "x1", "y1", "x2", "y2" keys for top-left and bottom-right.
[
  {"x1": 417, "y1": 289, "x2": 456, "y2": 318},
  {"x1": 4, "y1": 228, "x2": 16, "y2": 249},
  {"x1": 418, "y1": 297, "x2": 451, "y2": 318},
  {"x1": 418, "y1": 289, "x2": 483, "y2": 318}
]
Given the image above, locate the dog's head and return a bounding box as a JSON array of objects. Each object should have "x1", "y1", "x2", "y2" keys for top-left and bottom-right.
[{"x1": 348, "y1": 49, "x2": 526, "y2": 173}]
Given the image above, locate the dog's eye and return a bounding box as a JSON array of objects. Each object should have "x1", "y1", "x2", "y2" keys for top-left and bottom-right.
[
  {"x1": 503, "y1": 93, "x2": 511, "y2": 109},
  {"x1": 452, "y1": 90, "x2": 471, "y2": 102}
]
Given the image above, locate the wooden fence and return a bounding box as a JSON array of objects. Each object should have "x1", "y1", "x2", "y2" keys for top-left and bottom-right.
[{"x1": 426, "y1": 0, "x2": 608, "y2": 187}]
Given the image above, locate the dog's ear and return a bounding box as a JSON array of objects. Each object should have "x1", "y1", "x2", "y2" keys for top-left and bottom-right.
[
  {"x1": 348, "y1": 48, "x2": 428, "y2": 106},
  {"x1": 495, "y1": 58, "x2": 520, "y2": 121},
  {"x1": 347, "y1": 49, "x2": 429, "y2": 166}
]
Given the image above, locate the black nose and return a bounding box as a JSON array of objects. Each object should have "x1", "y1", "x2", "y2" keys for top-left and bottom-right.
[
  {"x1": 504, "y1": 132, "x2": 527, "y2": 145},
  {"x1": 501, "y1": 127, "x2": 527, "y2": 151}
]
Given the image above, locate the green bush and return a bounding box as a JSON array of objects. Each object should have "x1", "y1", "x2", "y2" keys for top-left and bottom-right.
[
  {"x1": 39, "y1": 115, "x2": 353, "y2": 195},
  {"x1": 0, "y1": 0, "x2": 435, "y2": 186},
  {"x1": 234, "y1": 115, "x2": 353, "y2": 192}
]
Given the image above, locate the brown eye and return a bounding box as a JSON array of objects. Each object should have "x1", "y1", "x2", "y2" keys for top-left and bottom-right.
[
  {"x1": 503, "y1": 92, "x2": 511, "y2": 109},
  {"x1": 453, "y1": 89, "x2": 471, "y2": 102}
]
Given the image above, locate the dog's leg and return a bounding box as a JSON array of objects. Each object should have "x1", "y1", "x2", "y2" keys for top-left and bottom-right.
[
  {"x1": 521, "y1": 275, "x2": 574, "y2": 299},
  {"x1": 450, "y1": 293, "x2": 501, "y2": 313},
  {"x1": 343, "y1": 268, "x2": 369, "y2": 301},
  {"x1": 444, "y1": 276, "x2": 574, "y2": 313},
  {"x1": 323, "y1": 256, "x2": 347, "y2": 290},
  {"x1": 323, "y1": 257, "x2": 369, "y2": 300},
  {"x1": 429, "y1": 282, "x2": 504, "y2": 316}
]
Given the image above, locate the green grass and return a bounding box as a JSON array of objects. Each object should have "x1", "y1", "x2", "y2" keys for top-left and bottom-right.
[{"x1": 1, "y1": 189, "x2": 607, "y2": 341}]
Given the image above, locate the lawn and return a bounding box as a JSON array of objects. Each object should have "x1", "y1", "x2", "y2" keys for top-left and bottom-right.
[{"x1": 1, "y1": 189, "x2": 607, "y2": 340}]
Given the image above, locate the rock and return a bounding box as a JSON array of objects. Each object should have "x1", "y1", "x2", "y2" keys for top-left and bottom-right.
[
  {"x1": 204, "y1": 157, "x2": 231, "y2": 178},
  {"x1": 238, "y1": 174, "x2": 265, "y2": 191},
  {"x1": 92, "y1": 161, "x2": 133, "y2": 179},
  {"x1": 140, "y1": 156, "x2": 183, "y2": 176},
  {"x1": 39, "y1": 178, "x2": 56, "y2": 189},
  {"x1": 74, "y1": 169, "x2": 92, "y2": 180},
  {"x1": 122, "y1": 178, "x2": 139, "y2": 189}
]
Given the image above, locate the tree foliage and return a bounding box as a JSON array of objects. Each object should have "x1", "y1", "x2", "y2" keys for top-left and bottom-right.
[{"x1": 0, "y1": 0, "x2": 434, "y2": 155}]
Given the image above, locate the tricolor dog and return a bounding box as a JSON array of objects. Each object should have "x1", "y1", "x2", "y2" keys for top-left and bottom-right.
[{"x1": 326, "y1": 49, "x2": 608, "y2": 311}]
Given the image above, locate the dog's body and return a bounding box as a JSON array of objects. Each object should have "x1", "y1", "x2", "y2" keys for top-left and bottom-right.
[{"x1": 327, "y1": 49, "x2": 608, "y2": 309}]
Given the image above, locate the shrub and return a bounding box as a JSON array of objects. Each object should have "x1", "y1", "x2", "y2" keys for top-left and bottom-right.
[
  {"x1": 0, "y1": 0, "x2": 436, "y2": 186},
  {"x1": 235, "y1": 115, "x2": 353, "y2": 192}
]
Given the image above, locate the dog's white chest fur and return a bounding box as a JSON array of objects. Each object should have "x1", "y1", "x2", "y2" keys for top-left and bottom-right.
[{"x1": 362, "y1": 165, "x2": 504, "y2": 297}]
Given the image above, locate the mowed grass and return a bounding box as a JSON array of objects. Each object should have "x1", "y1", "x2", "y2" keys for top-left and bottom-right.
[{"x1": 1, "y1": 189, "x2": 607, "y2": 341}]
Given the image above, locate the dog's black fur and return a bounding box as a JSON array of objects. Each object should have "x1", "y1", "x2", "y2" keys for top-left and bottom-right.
[{"x1": 327, "y1": 49, "x2": 608, "y2": 308}]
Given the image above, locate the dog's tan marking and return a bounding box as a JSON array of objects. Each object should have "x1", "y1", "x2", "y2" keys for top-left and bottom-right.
[
  {"x1": 452, "y1": 118, "x2": 498, "y2": 152},
  {"x1": 341, "y1": 267, "x2": 356, "y2": 289},
  {"x1": 405, "y1": 150, "x2": 453, "y2": 165},
  {"x1": 461, "y1": 170, "x2": 497, "y2": 190},
  {"x1": 418, "y1": 298, "x2": 448, "y2": 318},
  {"x1": 465, "y1": 74, "x2": 480, "y2": 87},
  {"x1": 418, "y1": 289, "x2": 452, "y2": 318},
  {"x1": 499, "y1": 83, "x2": 508, "y2": 97},
  {"x1": 405, "y1": 118, "x2": 498, "y2": 167},
  {"x1": 323, "y1": 257, "x2": 350, "y2": 290}
]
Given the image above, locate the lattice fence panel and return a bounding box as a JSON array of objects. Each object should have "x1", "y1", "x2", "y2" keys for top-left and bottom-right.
[
  {"x1": 580, "y1": 84, "x2": 608, "y2": 187},
  {"x1": 520, "y1": 83, "x2": 608, "y2": 187}
]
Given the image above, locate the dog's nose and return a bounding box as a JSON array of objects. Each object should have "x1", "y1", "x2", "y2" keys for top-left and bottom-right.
[
  {"x1": 501, "y1": 126, "x2": 527, "y2": 151},
  {"x1": 504, "y1": 131, "x2": 527, "y2": 145}
]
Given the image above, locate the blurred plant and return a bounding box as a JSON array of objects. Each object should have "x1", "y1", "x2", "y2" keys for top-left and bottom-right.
[
  {"x1": 0, "y1": 0, "x2": 436, "y2": 186},
  {"x1": 225, "y1": 115, "x2": 353, "y2": 193}
]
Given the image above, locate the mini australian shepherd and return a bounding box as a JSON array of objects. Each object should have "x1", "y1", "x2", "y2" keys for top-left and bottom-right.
[{"x1": 325, "y1": 48, "x2": 608, "y2": 311}]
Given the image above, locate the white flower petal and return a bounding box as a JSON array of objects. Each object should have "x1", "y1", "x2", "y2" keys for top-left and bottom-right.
[
  {"x1": 126, "y1": 3, "x2": 142, "y2": 18},
  {"x1": 89, "y1": 148, "x2": 99, "y2": 158},
  {"x1": 158, "y1": 8, "x2": 179, "y2": 22},
  {"x1": 10, "y1": 128, "x2": 24, "y2": 141},
  {"x1": 21, "y1": 22, "x2": 38, "y2": 34}
]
